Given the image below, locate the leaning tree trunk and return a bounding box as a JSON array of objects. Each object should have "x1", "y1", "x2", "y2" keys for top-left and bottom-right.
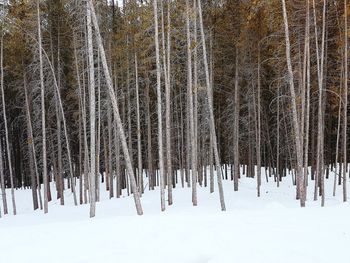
[
  {"x1": 198, "y1": 0, "x2": 226, "y2": 211},
  {"x1": 88, "y1": 0, "x2": 143, "y2": 215},
  {"x1": 281, "y1": 0, "x2": 305, "y2": 207},
  {"x1": 1, "y1": 21, "x2": 16, "y2": 216},
  {"x1": 3, "y1": 34, "x2": 19, "y2": 212}
]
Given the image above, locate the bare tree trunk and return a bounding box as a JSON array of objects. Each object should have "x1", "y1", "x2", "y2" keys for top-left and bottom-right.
[
  {"x1": 55, "y1": 98, "x2": 64, "y2": 205},
  {"x1": 0, "y1": 138, "x2": 7, "y2": 215},
  {"x1": 23, "y1": 72, "x2": 39, "y2": 210},
  {"x1": 74, "y1": 35, "x2": 88, "y2": 205},
  {"x1": 126, "y1": 58, "x2": 133, "y2": 179},
  {"x1": 179, "y1": 92, "x2": 186, "y2": 188},
  {"x1": 162, "y1": 0, "x2": 173, "y2": 206},
  {"x1": 87, "y1": 1, "x2": 96, "y2": 217},
  {"x1": 153, "y1": 0, "x2": 166, "y2": 211},
  {"x1": 186, "y1": 0, "x2": 197, "y2": 206},
  {"x1": 209, "y1": 133, "x2": 214, "y2": 193},
  {"x1": 145, "y1": 82, "x2": 154, "y2": 190},
  {"x1": 312, "y1": 0, "x2": 326, "y2": 206},
  {"x1": 78, "y1": 100, "x2": 83, "y2": 204},
  {"x1": 303, "y1": 0, "x2": 311, "y2": 201},
  {"x1": 281, "y1": 0, "x2": 304, "y2": 207},
  {"x1": 114, "y1": 113, "x2": 121, "y2": 198},
  {"x1": 134, "y1": 54, "x2": 143, "y2": 195},
  {"x1": 333, "y1": 84, "x2": 342, "y2": 196},
  {"x1": 89, "y1": 0, "x2": 143, "y2": 215},
  {"x1": 276, "y1": 84, "x2": 280, "y2": 187},
  {"x1": 256, "y1": 49, "x2": 262, "y2": 197},
  {"x1": 343, "y1": 0, "x2": 348, "y2": 202},
  {"x1": 96, "y1": 52, "x2": 101, "y2": 202},
  {"x1": 198, "y1": 0, "x2": 226, "y2": 211},
  {"x1": 54, "y1": 32, "x2": 65, "y2": 206},
  {"x1": 108, "y1": 106, "x2": 114, "y2": 199},
  {"x1": 0, "y1": 4, "x2": 7, "y2": 217},
  {"x1": 233, "y1": 50, "x2": 240, "y2": 191},
  {"x1": 82, "y1": 58, "x2": 89, "y2": 203},
  {"x1": 193, "y1": 0, "x2": 199, "y2": 194},
  {"x1": 37, "y1": 0, "x2": 47, "y2": 214}
]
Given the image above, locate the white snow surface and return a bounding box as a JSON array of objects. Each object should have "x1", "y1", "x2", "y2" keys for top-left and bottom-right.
[{"x1": 1, "y1": 171, "x2": 350, "y2": 263}]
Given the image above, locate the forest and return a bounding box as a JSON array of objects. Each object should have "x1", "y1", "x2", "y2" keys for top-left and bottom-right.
[{"x1": 0, "y1": 0, "x2": 349, "y2": 218}]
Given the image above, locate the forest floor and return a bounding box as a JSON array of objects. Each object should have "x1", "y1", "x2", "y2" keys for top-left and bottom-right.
[{"x1": 1, "y1": 171, "x2": 350, "y2": 263}]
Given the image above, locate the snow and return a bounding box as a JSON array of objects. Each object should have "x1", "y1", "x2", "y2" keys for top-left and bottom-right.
[{"x1": 1, "y1": 170, "x2": 350, "y2": 263}]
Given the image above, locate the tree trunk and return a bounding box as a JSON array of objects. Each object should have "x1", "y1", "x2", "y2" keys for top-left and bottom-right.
[
  {"x1": 134, "y1": 54, "x2": 143, "y2": 194},
  {"x1": 0, "y1": 138, "x2": 7, "y2": 215},
  {"x1": 37, "y1": 0, "x2": 47, "y2": 214},
  {"x1": 153, "y1": 0, "x2": 166, "y2": 211},
  {"x1": 186, "y1": 0, "x2": 197, "y2": 206},
  {"x1": 256, "y1": 49, "x2": 262, "y2": 197},
  {"x1": 198, "y1": 0, "x2": 226, "y2": 211},
  {"x1": 89, "y1": 0, "x2": 143, "y2": 215},
  {"x1": 281, "y1": 0, "x2": 304, "y2": 207},
  {"x1": 233, "y1": 50, "x2": 240, "y2": 191},
  {"x1": 87, "y1": 1, "x2": 96, "y2": 217},
  {"x1": 23, "y1": 72, "x2": 39, "y2": 210},
  {"x1": 343, "y1": 0, "x2": 348, "y2": 202}
]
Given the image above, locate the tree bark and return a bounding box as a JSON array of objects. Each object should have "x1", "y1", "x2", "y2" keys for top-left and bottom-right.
[
  {"x1": 37, "y1": 0, "x2": 48, "y2": 214},
  {"x1": 281, "y1": 0, "x2": 304, "y2": 207},
  {"x1": 153, "y1": 0, "x2": 166, "y2": 211},
  {"x1": 343, "y1": 0, "x2": 348, "y2": 202},
  {"x1": 88, "y1": 0, "x2": 143, "y2": 215},
  {"x1": 198, "y1": 0, "x2": 226, "y2": 211}
]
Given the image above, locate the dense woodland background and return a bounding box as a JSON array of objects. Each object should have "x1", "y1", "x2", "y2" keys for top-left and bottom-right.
[{"x1": 0, "y1": 0, "x2": 349, "y2": 217}]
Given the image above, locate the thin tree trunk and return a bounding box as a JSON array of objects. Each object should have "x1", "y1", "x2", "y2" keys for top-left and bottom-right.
[
  {"x1": 281, "y1": 0, "x2": 304, "y2": 207},
  {"x1": 186, "y1": 0, "x2": 197, "y2": 206},
  {"x1": 23, "y1": 72, "x2": 39, "y2": 210},
  {"x1": 256, "y1": 49, "x2": 262, "y2": 197},
  {"x1": 198, "y1": 0, "x2": 226, "y2": 211},
  {"x1": 89, "y1": 0, "x2": 143, "y2": 215},
  {"x1": 96, "y1": 52, "x2": 101, "y2": 202},
  {"x1": 87, "y1": 1, "x2": 96, "y2": 217},
  {"x1": 343, "y1": 0, "x2": 348, "y2": 202},
  {"x1": 303, "y1": 0, "x2": 311, "y2": 201},
  {"x1": 37, "y1": 0, "x2": 47, "y2": 214},
  {"x1": 277, "y1": 84, "x2": 280, "y2": 187},
  {"x1": 134, "y1": 54, "x2": 143, "y2": 194},
  {"x1": 162, "y1": 0, "x2": 173, "y2": 206},
  {"x1": 0, "y1": 138, "x2": 7, "y2": 215},
  {"x1": 108, "y1": 106, "x2": 114, "y2": 199},
  {"x1": 233, "y1": 50, "x2": 240, "y2": 191},
  {"x1": 145, "y1": 82, "x2": 154, "y2": 191},
  {"x1": 153, "y1": 0, "x2": 166, "y2": 211},
  {"x1": 313, "y1": 0, "x2": 326, "y2": 206}
]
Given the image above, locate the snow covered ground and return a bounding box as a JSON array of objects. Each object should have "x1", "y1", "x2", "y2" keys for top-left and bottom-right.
[{"x1": 1, "y1": 171, "x2": 350, "y2": 263}]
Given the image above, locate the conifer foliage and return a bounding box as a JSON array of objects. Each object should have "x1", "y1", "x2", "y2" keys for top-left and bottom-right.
[{"x1": 0, "y1": 0, "x2": 349, "y2": 216}]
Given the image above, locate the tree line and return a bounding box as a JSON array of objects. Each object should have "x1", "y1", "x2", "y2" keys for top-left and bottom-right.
[{"x1": 0, "y1": 0, "x2": 349, "y2": 217}]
